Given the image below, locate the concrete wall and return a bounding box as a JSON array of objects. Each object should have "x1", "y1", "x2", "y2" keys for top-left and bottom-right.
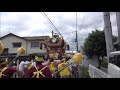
[
  {"x1": 0, "y1": 35, "x2": 27, "y2": 54},
  {"x1": 0, "y1": 35, "x2": 47, "y2": 54},
  {"x1": 26, "y1": 40, "x2": 46, "y2": 54}
]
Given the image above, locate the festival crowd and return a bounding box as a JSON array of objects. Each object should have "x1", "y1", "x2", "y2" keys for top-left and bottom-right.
[{"x1": 0, "y1": 55, "x2": 79, "y2": 78}]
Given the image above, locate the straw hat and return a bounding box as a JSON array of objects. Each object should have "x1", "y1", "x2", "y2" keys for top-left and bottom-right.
[{"x1": 35, "y1": 56, "x2": 44, "y2": 62}]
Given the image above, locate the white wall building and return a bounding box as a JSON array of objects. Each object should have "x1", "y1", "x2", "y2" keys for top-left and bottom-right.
[{"x1": 0, "y1": 33, "x2": 49, "y2": 55}]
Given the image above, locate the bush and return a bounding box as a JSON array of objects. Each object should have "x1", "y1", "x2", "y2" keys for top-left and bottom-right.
[
  {"x1": 100, "y1": 60, "x2": 108, "y2": 68},
  {"x1": 82, "y1": 67, "x2": 90, "y2": 78}
]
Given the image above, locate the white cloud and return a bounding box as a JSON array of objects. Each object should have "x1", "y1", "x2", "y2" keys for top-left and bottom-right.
[{"x1": 0, "y1": 12, "x2": 118, "y2": 51}]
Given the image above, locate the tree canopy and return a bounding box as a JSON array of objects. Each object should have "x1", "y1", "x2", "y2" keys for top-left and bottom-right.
[{"x1": 83, "y1": 29, "x2": 107, "y2": 60}]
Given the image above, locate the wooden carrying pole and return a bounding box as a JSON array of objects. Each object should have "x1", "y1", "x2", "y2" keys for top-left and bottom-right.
[{"x1": 52, "y1": 62, "x2": 74, "y2": 76}]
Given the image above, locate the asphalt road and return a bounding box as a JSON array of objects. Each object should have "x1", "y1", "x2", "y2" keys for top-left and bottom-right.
[{"x1": 82, "y1": 55, "x2": 99, "y2": 68}]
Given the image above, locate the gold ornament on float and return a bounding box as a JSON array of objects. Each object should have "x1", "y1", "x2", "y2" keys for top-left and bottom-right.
[
  {"x1": 17, "y1": 47, "x2": 25, "y2": 54},
  {"x1": 0, "y1": 41, "x2": 4, "y2": 54},
  {"x1": 72, "y1": 53, "x2": 83, "y2": 65}
]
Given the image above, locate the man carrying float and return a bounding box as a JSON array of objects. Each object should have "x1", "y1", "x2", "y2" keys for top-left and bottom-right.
[
  {"x1": 0, "y1": 57, "x2": 19, "y2": 78},
  {"x1": 0, "y1": 41, "x2": 17, "y2": 78},
  {"x1": 52, "y1": 52, "x2": 83, "y2": 78},
  {"x1": 0, "y1": 41, "x2": 26, "y2": 78},
  {"x1": 25, "y1": 55, "x2": 52, "y2": 78},
  {"x1": 58, "y1": 58, "x2": 71, "y2": 78}
]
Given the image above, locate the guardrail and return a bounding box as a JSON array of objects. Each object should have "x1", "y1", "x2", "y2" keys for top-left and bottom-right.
[{"x1": 89, "y1": 64, "x2": 112, "y2": 78}]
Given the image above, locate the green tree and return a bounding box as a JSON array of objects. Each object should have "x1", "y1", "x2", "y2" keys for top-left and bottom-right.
[
  {"x1": 113, "y1": 35, "x2": 118, "y2": 42},
  {"x1": 83, "y1": 29, "x2": 107, "y2": 67},
  {"x1": 113, "y1": 36, "x2": 119, "y2": 50}
]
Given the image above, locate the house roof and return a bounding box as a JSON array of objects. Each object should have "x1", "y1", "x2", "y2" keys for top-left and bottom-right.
[
  {"x1": 0, "y1": 33, "x2": 50, "y2": 41},
  {"x1": 0, "y1": 33, "x2": 27, "y2": 40},
  {"x1": 24, "y1": 36, "x2": 49, "y2": 40}
]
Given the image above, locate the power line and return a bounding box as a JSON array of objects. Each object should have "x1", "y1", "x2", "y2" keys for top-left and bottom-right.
[
  {"x1": 77, "y1": 13, "x2": 86, "y2": 45},
  {"x1": 70, "y1": 13, "x2": 105, "y2": 49},
  {"x1": 41, "y1": 12, "x2": 62, "y2": 37},
  {"x1": 40, "y1": 12, "x2": 70, "y2": 45},
  {"x1": 41, "y1": 12, "x2": 59, "y2": 34},
  {"x1": 43, "y1": 12, "x2": 62, "y2": 36},
  {"x1": 78, "y1": 15, "x2": 104, "y2": 33},
  {"x1": 41, "y1": 12, "x2": 55, "y2": 31},
  {"x1": 78, "y1": 13, "x2": 86, "y2": 32},
  {"x1": 72, "y1": 13, "x2": 86, "y2": 50}
]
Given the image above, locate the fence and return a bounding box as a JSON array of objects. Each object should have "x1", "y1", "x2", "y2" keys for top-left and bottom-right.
[{"x1": 89, "y1": 64, "x2": 112, "y2": 78}]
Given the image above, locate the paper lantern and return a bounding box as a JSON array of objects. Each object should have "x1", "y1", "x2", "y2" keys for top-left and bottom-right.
[
  {"x1": 17, "y1": 47, "x2": 25, "y2": 54},
  {"x1": 72, "y1": 53, "x2": 83, "y2": 65},
  {"x1": 0, "y1": 41, "x2": 4, "y2": 54}
]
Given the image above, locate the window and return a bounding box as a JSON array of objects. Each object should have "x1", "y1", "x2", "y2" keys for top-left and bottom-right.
[
  {"x1": 2, "y1": 48, "x2": 9, "y2": 54},
  {"x1": 31, "y1": 42, "x2": 39, "y2": 48},
  {"x1": 13, "y1": 42, "x2": 22, "y2": 48}
]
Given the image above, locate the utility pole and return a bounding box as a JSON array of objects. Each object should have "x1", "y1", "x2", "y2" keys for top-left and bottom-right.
[
  {"x1": 116, "y1": 12, "x2": 120, "y2": 43},
  {"x1": 52, "y1": 30, "x2": 54, "y2": 37},
  {"x1": 76, "y1": 30, "x2": 78, "y2": 52},
  {"x1": 76, "y1": 12, "x2": 78, "y2": 52},
  {"x1": 103, "y1": 12, "x2": 114, "y2": 62}
]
